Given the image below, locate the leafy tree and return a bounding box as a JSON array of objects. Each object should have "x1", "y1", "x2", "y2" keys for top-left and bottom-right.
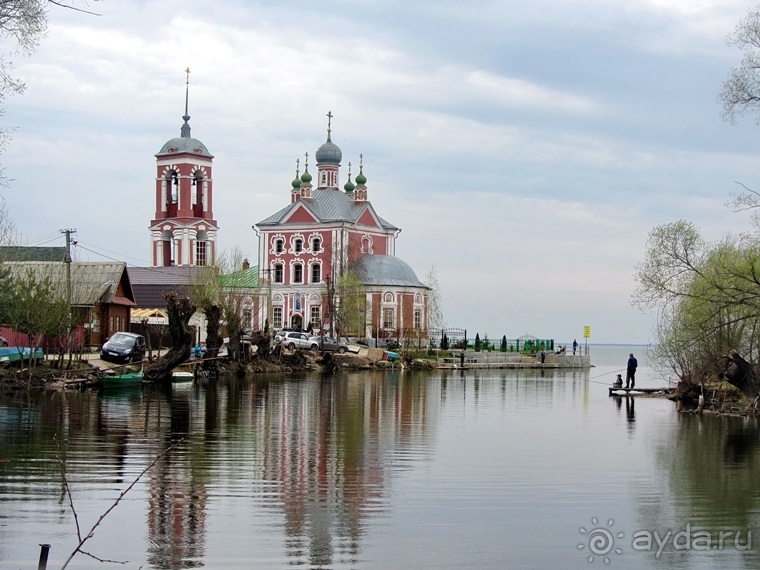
[
  {"x1": 4, "y1": 267, "x2": 68, "y2": 378},
  {"x1": 501, "y1": 335, "x2": 507, "y2": 352},
  {"x1": 633, "y1": 221, "x2": 760, "y2": 393},
  {"x1": 332, "y1": 269, "x2": 365, "y2": 339},
  {"x1": 440, "y1": 332, "x2": 449, "y2": 350}
]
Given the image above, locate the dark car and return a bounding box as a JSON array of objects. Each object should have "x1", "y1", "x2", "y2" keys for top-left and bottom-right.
[
  {"x1": 100, "y1": 332, "x2": 146, "y2": 364},
  {"x1": 308, "y1": 335, "x2": 348, "y2": 353}
]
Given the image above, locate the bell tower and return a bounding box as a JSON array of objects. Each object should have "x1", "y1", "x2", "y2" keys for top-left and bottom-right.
[{"x1": 149, "y1": 68, "x2": 219, "y2": 267}]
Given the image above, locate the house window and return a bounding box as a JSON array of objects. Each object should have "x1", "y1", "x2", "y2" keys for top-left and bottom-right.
[
  {"x1": 273, "y1": 307, "x2": 283, "y2": 329},
  {"x1": 383, "y1": 309, "x2": 394, "y2": 329},
  {"x1": 294, "y1": 264, "x2": 303, "y2": 284},
  {"x1": 312, "y1": 237, "x2": 321, "y2": 251},
  {"x1": 275, "y1": 238, "x2": 284, "y2": 254},
  {"x1": 310, "y1": 306, "x2": 321, "y2": 330},
  {"x1": 294, "y1": 238, "x2": 303, "y2": 253},
  {"x1": 311, "y1": 264, "x2": 321, "y2": 283},
  {"x1": 196, "y1": 241, "x2": 207, "y2": 266},
  {"x1": 414, "y1": 310, "x2": 422, "y2": 329},
  {"x1": 274, "y1": 264, "x2": 283, "y2": 283}
]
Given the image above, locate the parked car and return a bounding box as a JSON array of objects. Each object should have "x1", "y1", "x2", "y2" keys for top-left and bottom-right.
[
  {"x1": 276, "y1": 331, "x2": 314, "y2": 350},
  {"x1": 100, "y1": 332, "x2": 146, "y2": 364},
  {"x1": 308, "y1": 335, "x2": 348, "y2": 353}
]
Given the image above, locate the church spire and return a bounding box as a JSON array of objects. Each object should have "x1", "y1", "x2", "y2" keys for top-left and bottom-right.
[{"x1": 181, "y1": 67, "x2": 191, "y2": 138}]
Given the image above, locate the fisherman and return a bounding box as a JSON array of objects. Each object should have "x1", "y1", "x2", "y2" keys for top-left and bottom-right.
[
  {"x1": 626, "y1": 353, "x2": 638, "y2": 389},
  {"x1": 613, "y1": 374, "x2": 623, "y2": 389}
]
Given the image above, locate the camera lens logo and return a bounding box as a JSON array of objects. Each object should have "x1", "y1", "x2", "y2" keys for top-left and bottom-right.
[{"x1": 578, "y1": 517, "x2": 624, "y2": 564}]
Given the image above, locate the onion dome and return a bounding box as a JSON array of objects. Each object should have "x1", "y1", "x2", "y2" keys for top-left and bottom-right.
[
  {"x1": 291, "y1": 164, "x2": 301, "y2": 189},
  {"x1": 344, "y1": 175, "x2": 355, "y2": 193},
  {"x1": 315, "y1": 111, "x2": 342, "y2": 165},
  {"x1": 315, "y1": 135, "x2": 342, "y2": 165},
  {"x1": 301, "y1": 168, "x2": 312, "y2": 184},
  {"x1": 355, "y1": 166, "x2": 366, "y2": 186}
]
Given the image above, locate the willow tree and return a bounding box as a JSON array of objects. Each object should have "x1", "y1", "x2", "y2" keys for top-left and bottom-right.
[
  {"x1": 332, "y1": 270, "x2": 365, "y2": 340},
  {"x1": 634, "y1": 221, "x2": 760, "y2": 397}
]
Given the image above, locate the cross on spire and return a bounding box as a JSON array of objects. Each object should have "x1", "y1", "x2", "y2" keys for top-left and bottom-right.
[{"x1": 181, "y1": 67, "x2": 192, "y2": 137}]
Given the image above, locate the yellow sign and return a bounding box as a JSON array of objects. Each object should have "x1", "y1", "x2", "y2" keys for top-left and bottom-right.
[{"x1": 583, "y1": 326, "x2": 590, "y2": 338}]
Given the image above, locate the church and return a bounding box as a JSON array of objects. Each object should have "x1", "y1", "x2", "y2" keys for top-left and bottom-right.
[
  {"x1": 138, "y1": 77, "x2": 429, "y2": 347},
  {"x1": 253, "y1": 114, "x2": 430, "y2": 347}
]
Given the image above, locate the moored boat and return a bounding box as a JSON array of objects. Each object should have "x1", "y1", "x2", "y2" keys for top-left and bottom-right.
[{"x1": 98, "y1": 370, "x2": 144, "y2": 389}]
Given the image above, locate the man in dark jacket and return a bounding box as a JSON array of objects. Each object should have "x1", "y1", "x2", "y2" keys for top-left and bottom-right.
[{"x1": 626, "y1": 353, "x2": 638, "y2": 389}]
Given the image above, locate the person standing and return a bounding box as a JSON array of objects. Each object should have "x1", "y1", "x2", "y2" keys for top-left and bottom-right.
[
  {"x1": 626, "y1": 353, "x2": 638, "y2": 389},
  {"x1": 572, "y1": 339, "x2": 578, "y2": 355}
]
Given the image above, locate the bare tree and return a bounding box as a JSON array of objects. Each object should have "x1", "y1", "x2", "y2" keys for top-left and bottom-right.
[
  {"x1": 720, "y1": 7, "x2": 760, "y2": 124},
  {"x1": 424, "y1": 265, "x2": 444, "y2": 331}
]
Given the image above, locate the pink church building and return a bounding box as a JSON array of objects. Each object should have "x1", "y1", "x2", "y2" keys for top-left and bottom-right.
[{"x1": 254, "y1": 116, "x2": 430, "y2": 346}]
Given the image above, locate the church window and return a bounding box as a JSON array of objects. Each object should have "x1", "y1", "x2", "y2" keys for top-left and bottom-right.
[
  {"x1": 274, "y1": 264, "x2": 283, "y2": 283},
  {"x1": 193, "y1": 174, "x2": 204, "y2": 217},
  {"x1": 310, "y1": 306, "x2": 321, "y2": 330},
  {"x1": 244, "y1": 310, "x2": 252, "y2": 329},
  {"x1": 321, "y1": 172, "x2": 327, "y2": 185},
  {"x1": 196, "y1": 241, "x2": 207, "y2": 266},
  {"x1": 295, "y1": 238, "x2": 303, "y2": 253},
  {"x1": 311, "y1": 264, "x2": 321, "y2": 283},
  {"x1": 294, "y1": 264, "x2": 303, "y2": 284},
  {"x1": 273, "y1": 307, "x2": 283, "y2": 329},
  {"x1": 414, "y1": 310, "x2": 422, "y2": 329},
  {"x1": 312, "y1": 237, "x2": 321, "y2": 251},
  {"x1": 383, "y1": 309, "x2": 395, "y2": 330},
  {"x1": 275, "y1": 239, "x2": 284, "y2": 254},
  {"x1": 383, "y1": 292, "x2": 394, "y2": 303}
]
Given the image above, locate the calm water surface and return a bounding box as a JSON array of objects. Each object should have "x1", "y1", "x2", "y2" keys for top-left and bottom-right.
[{"x1": 1, "y1": 345, "x2": 760, "y2": 569}]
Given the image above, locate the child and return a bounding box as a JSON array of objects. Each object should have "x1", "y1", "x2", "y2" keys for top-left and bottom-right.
[{"x1": 613, "y1": 374, "x2": 623, "y2": 389}]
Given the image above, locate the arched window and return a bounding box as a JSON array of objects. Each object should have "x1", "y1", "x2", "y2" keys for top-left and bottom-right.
[
  {"x1": 311, "y1": 263, "x2": 321, "y2": 283},
  {"x1": 293, "y1": 264, "x2": 303, "y2": 284},
  {"x1": 166, "y1": 171, "x2": 179, "y2": 217},
  {"x1": 383, "y1": 292, "x2": 394, "y2": 303},
  {"x1": 161, "y1": 229, "x2": 175, "y2": 267},
  {"x1": 414, "y1": 310, "x2": 422, "y2": 329},
  {"x1": 272, "y1": 307, "x2": 283, "y2": 329},
  {"x1": 275, "y1": 238, "x2": 284, "y2": 254},
  {"x1": 312, "y1": 237, "x2": 321, "y2": 252},
  {"x1": 195, "y1": 230, "x2": 208, "y2": 266},
  {"x1": 193, "y1": 171, "x2": 204, "y2": 217},
  {"x1": 294, "y1": 238, "x2": 303, "y2": 253},
  {"x1": 274, "y1": 264, "x2": 284, "y2": 283}
]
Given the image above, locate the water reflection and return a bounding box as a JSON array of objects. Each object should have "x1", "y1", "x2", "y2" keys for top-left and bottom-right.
[{"x1": 5, "y1": 365, "x2": 760, "y2": 568}]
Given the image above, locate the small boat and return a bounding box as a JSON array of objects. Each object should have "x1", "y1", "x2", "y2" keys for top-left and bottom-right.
[
  {"x1": 99, "y1": 370, "x2": 144, "y2": 389},
  {"x1": 171, "y1": 371, "x2": 194, "y2": 383},
  {"x1": 0, "y1": 346, "x2": 44, "y2": 363}
]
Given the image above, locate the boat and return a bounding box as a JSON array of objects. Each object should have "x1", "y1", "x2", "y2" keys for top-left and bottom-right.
[
  {"x1": 98, "y1": 370, "x2": 144, "y2": 389},
  {"x1": 171, "y1": 370, "x2": 194, "y2": 383},
  {"x1": 0, "y1": 346, "x2": 44, "y2": 363}
]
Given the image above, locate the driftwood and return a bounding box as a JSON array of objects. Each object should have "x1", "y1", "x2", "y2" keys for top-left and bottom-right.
[
  {"x1": 723, "y1": 350, "x2": 760, "y2": 400},
  {"x1": 145, "y1": 292, "x2": 195, "y2": 382}
]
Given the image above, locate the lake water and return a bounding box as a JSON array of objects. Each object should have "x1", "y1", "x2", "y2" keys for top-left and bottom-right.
[{"x1": 1, "y1": 344, "x2": 759, "y2": 569}]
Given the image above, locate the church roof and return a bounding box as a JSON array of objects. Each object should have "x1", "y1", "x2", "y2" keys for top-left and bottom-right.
[
  {"x1": 352, "y1": 254, "x2": 428, "y2": 288},
  {"x1": 255, "y1": 188, "x2": 398, "y2": 230},
  {"x1": 127, "y1": 266, "x2": 212, "y2": 308},
  {"x1": 156, "y1": 134, "x2": 212, "y2": 158}
]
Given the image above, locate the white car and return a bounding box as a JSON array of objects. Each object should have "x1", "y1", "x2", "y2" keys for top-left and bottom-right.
[{"x1": 277, "y1": 331, "x2": 314, "y2": 350}]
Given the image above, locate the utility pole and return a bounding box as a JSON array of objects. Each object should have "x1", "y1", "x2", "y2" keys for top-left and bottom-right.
[{"x1": 61, "y1": 229, "x2": 76, "y2": 360}]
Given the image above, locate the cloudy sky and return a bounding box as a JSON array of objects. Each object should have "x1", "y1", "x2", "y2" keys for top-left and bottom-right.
[{"x1": 2, "y1": 0, "x2": 760, "y2": 345}]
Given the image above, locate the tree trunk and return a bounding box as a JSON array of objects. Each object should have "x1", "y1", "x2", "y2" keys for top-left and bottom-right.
[
  {"x1": 145, "y1": 292, "x2": 195, "y2": 383},
  {"x1": 723, "y1": 350, "x2": 760, "y2": 399},
  {"x1": 204, "y1": 304, "x2": 221, "y2": 356}
]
